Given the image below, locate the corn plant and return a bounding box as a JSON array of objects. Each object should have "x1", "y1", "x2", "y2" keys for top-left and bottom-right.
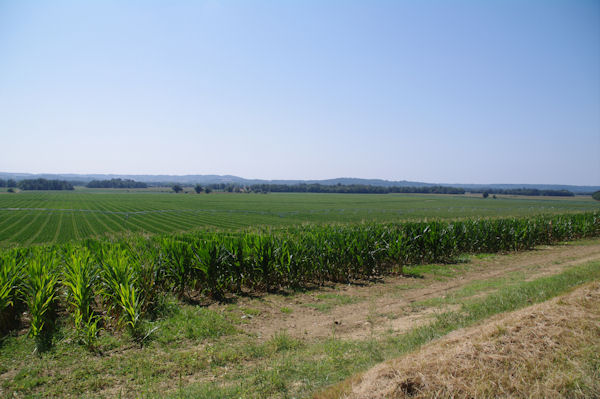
[
  {"x1": 128, "y1": 238, "x2": 166, "y2": 315},
  {"x1": 100, "y1": 248, "x2": 142, "y2": 338},
  {"x1": 161, "y1": 238, "x2": 195, "y2": 299},
  {"x1": 0, "y1": 252, "x2": 24, "y2": 334},
  {"x1": 1, "y1": 210, "x2": 599, "y2": 348},
  {"x1": 192, "y1": 239, "x2": 228, "y2": 298},
  {"x1": 251, "y1": 235, "x2": 276, "y2": 290},
  {"x1": 62, "y1": 247, "x2": 100, "y2": 348},
  {"x1": 22, "y1": 251, "x2": 59, "y2": 352}
]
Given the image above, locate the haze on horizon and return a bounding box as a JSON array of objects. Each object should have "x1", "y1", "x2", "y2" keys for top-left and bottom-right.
[{"x1": 1, "y1": 1, "x2": 599, "y2": 186}]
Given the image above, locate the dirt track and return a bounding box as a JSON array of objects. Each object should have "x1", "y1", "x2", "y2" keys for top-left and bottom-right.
[
  {"x1": 337, "y1": 281, "x2": 600, "y2": 399},
  {"x1": 230, "y1": 239, "x2": 600, "y2": 341}
]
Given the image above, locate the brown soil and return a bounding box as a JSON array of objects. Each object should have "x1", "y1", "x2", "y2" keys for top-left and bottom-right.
[
  {"x1": 229, "y1": 240, "x2": 600, "y2": 342},
  {"x1": 327, "y1": 281, "x2": 600, "y2": 399}
]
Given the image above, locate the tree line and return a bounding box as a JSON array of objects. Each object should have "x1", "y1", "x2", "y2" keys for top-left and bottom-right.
[
  {"x1": 11, "y1": 179, "x2": 74, "y2": 190},
  {"x1": 471, "y1": 188, "x2": 574, "y2": 197},
  {"x1": 0, "y1": 179, "x2": 17, "y2": 188},
  {"x1": 202, "y1": 183, "x2": 466, "y2": 195},
  {"x1": 0, "y1": 178, "x2": 583, "y2": 197},
  {"x1": 86, "y1": 178, "x2": 148, "y2": 189},
  {"x1": 199, "y1": 183, "x2": 577, "y2": 197}
]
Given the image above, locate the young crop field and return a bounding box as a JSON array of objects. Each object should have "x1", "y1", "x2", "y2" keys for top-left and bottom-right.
[
  {"x1": 1, "y1": 210, "x2": 599, "y2": 349},
  {"x1": 0, "y1": 215, "x2": 599, "y2": 398},
  {"x1": 0, "y1": 189, "x2": 599, "y2": 398},
  {"x1": 0, "y1": 190, "x2": 598, "y2": 247}
]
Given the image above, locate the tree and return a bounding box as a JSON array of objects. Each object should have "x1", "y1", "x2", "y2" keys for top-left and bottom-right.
[
  {"x1": 194, "y1": 184, "x2": 204, "y2": 194},
  {"x1": 172, "y1": 184, "x2": 183, "y2": 193},
  {"x1": 7, "y1": 179, "x2": 17, "y2": 188},
  {"x1": 482, "y1": 192, "x2": 489, "y2": 198},
  {"x1": 87, "y1": 178, "x2": 147, "y2": 189},
  {"x1": 17, "y1": 179, "x2": 74, "y2": 190},
  {"x1": 593, "y1": 191, "x2": 600, "y2": 201},
  {"x1": 205, "y1": 187, "x2": 212, "y2": 194}
]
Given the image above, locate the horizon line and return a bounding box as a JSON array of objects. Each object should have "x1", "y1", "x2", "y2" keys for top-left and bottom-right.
[{"x1": 1, "y1": 171, "x2": 599, "y2": 188}]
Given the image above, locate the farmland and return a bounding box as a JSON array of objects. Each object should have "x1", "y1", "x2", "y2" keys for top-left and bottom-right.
[
  {"x1": 0, "y1": 190, "x2": 598, "y2": 247},
  {"x1": 1, "y1": 235, "x2": 600, "y2": 398},
  {"x1": 1, "y1": 189, "x2": 599, "y2": 398}
]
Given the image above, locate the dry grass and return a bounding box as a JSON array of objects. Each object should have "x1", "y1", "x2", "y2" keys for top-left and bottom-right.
[{"x1": 318, "y1": 282, "x2": 600, "y2": 399}]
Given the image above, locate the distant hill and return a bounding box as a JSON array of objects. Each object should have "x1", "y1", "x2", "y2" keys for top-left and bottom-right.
[{"x1": 1, "y1": 172, "x2": 598, "y2": 194}]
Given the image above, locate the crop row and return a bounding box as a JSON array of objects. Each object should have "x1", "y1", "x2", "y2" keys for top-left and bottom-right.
[
  {"x1": 1, "y1": 212, "x2": 599, "y2": 352},
  {"x1": 0, "y1": 210, "x2": 275, "y2": 246}
]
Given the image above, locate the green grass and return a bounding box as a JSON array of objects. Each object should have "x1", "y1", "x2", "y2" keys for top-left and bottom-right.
[
  {"x1": 152, "y1": 307, "x2": 237, "y2": 346},
  {"x1": 304, "y1": 293, "x2": 361, "y2": 313},
  {"x1": 240, "y1": 307, "x2": 261, "y2": 316},
  {"x1": 168, "y1": 260, "x2": 600, "y2": 398},
  {"x1": 410, "y1": 271, "x2": 527, "y2": 309},
  {"x1": 0, "y1": 190, "x2": 598, "y2": 246}
]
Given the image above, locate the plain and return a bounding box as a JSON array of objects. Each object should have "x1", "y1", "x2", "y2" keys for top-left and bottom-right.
[{"x1": 0, "y1": 189, "x2": 598, "y2": 247}]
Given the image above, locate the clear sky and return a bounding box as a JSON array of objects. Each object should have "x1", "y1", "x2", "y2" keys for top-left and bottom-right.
[{"x1": 1, "y1": 1, "x2": 599, "y2": 185}]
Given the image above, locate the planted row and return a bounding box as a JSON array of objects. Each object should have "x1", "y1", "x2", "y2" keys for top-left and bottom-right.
[{"x1": 0, "y1": 212, "x2": 598, "y2": 351}]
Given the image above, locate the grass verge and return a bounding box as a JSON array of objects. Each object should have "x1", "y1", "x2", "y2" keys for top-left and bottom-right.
[
  {"x1": 322, "y1": 282, "x2": 600, "y2": 398},
  {"x1": 172, "y1": 260, "x2": 600, "y2": 398}
]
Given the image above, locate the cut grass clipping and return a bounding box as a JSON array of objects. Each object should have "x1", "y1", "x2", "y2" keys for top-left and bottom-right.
[
  {"x1": 331, "y1": 282, "x2": 600, "y2": 399},
  {"x1": 315, "y1": 260, "x2": 600, "y2": 399}
]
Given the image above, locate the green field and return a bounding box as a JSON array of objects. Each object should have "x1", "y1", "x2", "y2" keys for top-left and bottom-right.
[
  {"x1": 1, "y1": 189, "x2": 599, "y2": 398},
  {"x1": 0, "y1": 190, "x2": 598, "y2": 247}
]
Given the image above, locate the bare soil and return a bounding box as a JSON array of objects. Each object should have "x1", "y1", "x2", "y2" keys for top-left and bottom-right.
[{"x1": 229, "y1": 240, "x2": 600, "y2": 341}]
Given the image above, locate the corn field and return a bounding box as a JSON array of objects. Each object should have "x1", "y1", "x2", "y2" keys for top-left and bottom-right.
[{"x1": 1, "y1": 212, "x2": 599, "y2": 350}]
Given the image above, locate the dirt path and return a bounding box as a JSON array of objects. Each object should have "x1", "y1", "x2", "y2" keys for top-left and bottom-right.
[
  {"x1": 231, "y1": 239, "x2": 600, "y2": 341},
  {"x1": 331, "y1": 281, "x2": 600, "y2": 399}
]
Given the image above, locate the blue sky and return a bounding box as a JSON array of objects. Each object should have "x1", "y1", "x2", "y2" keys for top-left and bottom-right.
[{"x1": 1, "y1": 1, "x2": 599, "y2": 184}]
